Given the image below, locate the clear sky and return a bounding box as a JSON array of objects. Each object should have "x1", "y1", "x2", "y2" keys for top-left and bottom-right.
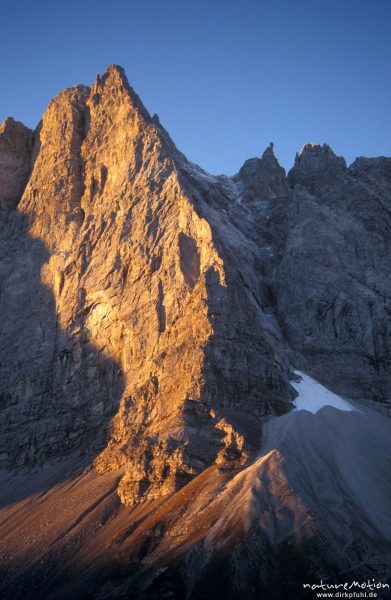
[{"x1": 1, "y1": 0, "x2": 390, "y2": 174}]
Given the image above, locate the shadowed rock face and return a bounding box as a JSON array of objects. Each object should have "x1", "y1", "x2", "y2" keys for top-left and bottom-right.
[
  {"x1": 0, "y1": 65, "x2": 390, "y2": 599},
  {"x1": 235, "y1": 141, "x2": 391, "y2": 403},
  {"x1": 0, "y1": 117, "x2": 33, "y2": 214},
  {"x1": 276, "y1": 145, "x2": 391, "y2": 401}
]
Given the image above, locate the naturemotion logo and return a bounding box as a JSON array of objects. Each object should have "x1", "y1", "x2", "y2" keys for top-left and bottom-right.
[{"x1": 303, "y1": 580, "x2": 390, "y2": 599}]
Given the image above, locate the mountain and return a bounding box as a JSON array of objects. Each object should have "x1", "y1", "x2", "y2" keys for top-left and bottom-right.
[{"x1": 0, "y1": 65, "x2": 390, "y2": 600}]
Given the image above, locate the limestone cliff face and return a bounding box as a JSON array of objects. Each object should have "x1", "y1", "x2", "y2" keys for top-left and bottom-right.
[
  {"x1": 0, "y1": 66, "x2": 292, "y2": 505},
  {"x1": 277, "y1": 144, "x2": 391, "y2": 401}
]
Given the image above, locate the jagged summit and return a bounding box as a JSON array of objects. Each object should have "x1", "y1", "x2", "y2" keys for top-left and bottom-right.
[
  {"x1": 262, "y1": 141, "x2": 276, "y2": 157},
  {"x1": 91, "y1": 64, "x2": 152, "y2": 123},
  {"x1": 237, "y1": 142, "x2": 289, "y2": 201},
  {"x1": 0, "y1": 115, "x2": 30, "y2": 132},
  {"x1": 293, "y1": 142, "x2": 346, "y2": 168},
  {"x1": 0, "y1": 66, "x2": 386, "y2": 183},
  {"x1": 288, "y1": 141, "x2": 347, "y2": 193},
  {"x1": 298, "y1": 141, "x2": 323, "y2": 155},
  {"x1": 98, "y1": 62, "x2": 126, "y2": 79}
]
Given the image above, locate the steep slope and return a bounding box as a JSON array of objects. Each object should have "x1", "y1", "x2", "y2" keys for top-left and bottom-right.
[
  {"x1": 0, "y1": 65, "x2": 292, "y2": 506},
  {"x1": 0, "y1": 395, "x2": 390, "y2": 600},
  {"x1": 0, "y1": 66, "x2": 390, "y2": 599},
  {"x1": 277, "y1": 144, "x2": 391, "y2": 402},
  {"x1": 235, "y1": 142, "x2": 391, "y2": 403}
]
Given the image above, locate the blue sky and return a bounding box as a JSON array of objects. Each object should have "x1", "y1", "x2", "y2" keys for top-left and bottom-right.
[{"x1": 0, "y1": 0, "x2": 390, "y2": 174}]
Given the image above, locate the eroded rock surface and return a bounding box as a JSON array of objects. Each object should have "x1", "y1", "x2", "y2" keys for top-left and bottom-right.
[
  {"x1": 276, "y1": 144, "x2": 391, "y2": 401},
  {"x1": 0, "y1": 66, "x2": 293, "y2": 507},
  {"x1": 0, "y1": 65, "x2": 390, "y2": 599}
]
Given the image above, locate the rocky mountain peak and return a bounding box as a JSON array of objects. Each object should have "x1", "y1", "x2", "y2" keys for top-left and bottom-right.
[
  {"x1": 349, "y1": 155, "x2": 391, "y2": 187},
  {"x1": 237, "y1": 142, "x2": 289, "y2": 202},
  {"x1": 0, "y1": 115, "x2": 33, "y2": 214},
  {"x1": 91, "y1": 63, "x2": 152, "y2": 125},
  {"x1": 294, "y1": 142, "x2": 346, "y2": 171},
  {"x1": 1, "y1": 64, "x2": 296, "y2": 510},
  {"x1": 0, "y1": 115, "x2": 29, "y2": 135},
  {"x1": 261, "y1": 141, "x2": 276, "y2": 159},
  {"x1": 288, "y1": 142, "x2": 346, "y2": 193}
]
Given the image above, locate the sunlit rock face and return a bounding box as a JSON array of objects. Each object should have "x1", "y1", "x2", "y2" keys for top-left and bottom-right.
[
  {"x1": 0, "y1": 65, "x2": 292, "y2": 505},
  {"x1": 0, "y1": 65, "x2": 390, "y2": 600}
]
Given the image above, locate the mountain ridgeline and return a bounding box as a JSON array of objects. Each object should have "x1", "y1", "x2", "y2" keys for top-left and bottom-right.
[{"x1": 0, "y1": 66, "x2": 390, "y2": 599}]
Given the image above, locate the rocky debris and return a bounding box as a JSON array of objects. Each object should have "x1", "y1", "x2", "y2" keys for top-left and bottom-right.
[{"x1": 0, "y1": 401, "x2": 389, "y2": 600}]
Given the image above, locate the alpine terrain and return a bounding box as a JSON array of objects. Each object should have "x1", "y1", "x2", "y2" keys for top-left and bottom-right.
[{"x1": 0, "y1": 65, "x2": 390, "y2": 600}]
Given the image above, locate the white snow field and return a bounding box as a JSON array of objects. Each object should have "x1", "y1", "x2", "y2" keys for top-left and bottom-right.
[
  {"x1": 203, "y1": 370, "x2": 391, "y2": 549},
  {"x1": 291, "y1": 370, "x2": 356, "y2": 413}
]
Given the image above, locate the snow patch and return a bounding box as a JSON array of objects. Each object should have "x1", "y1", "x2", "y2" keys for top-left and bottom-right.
[{"x1": 292, "y1": 371, "x2": 356, "y2": 414}]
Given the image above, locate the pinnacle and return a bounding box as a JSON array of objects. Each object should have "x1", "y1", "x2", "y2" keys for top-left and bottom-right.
[
  {"x1": 105, "y1": 64, "x2": 126, "y2": 77},
  {"x1": 292, "y1": 142, "x2": 346, "y2": 171},
  {"x1": 288, "y1": 142, "x2": 347, "y2": 188},
  {"x1": 92, "y1": 64, "x2": 151, "y2": 122},
  {"x1": 100, "y1": 64, "x2": 126, "y2": 84},
  {"x1": 299, "y1": 142, "x2": 321, "y2": 155},
  {"x1": 298, "y1": 143, "x2": 337, "y2": 158},
  {"x1": 93, "y1": 64, "x2": 128, "y2": 90},
  {"x1": 260, "y1": 142, "x2": 281, "y2": 165},
  {"x1": 0, "y1": 116, "x2": 31, "y2": 135},
  {"x1": 261, "y1": 142, "x2": 275, "y2": 158}
]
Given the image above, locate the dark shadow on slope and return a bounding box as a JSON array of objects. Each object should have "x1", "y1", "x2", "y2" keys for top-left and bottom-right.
[
  {"x1": 176, "y1": 167, "x2": 295, "y2": 467},
  {"x1": 180, "y1": 264, "x2": 293, "y2": 471}
]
